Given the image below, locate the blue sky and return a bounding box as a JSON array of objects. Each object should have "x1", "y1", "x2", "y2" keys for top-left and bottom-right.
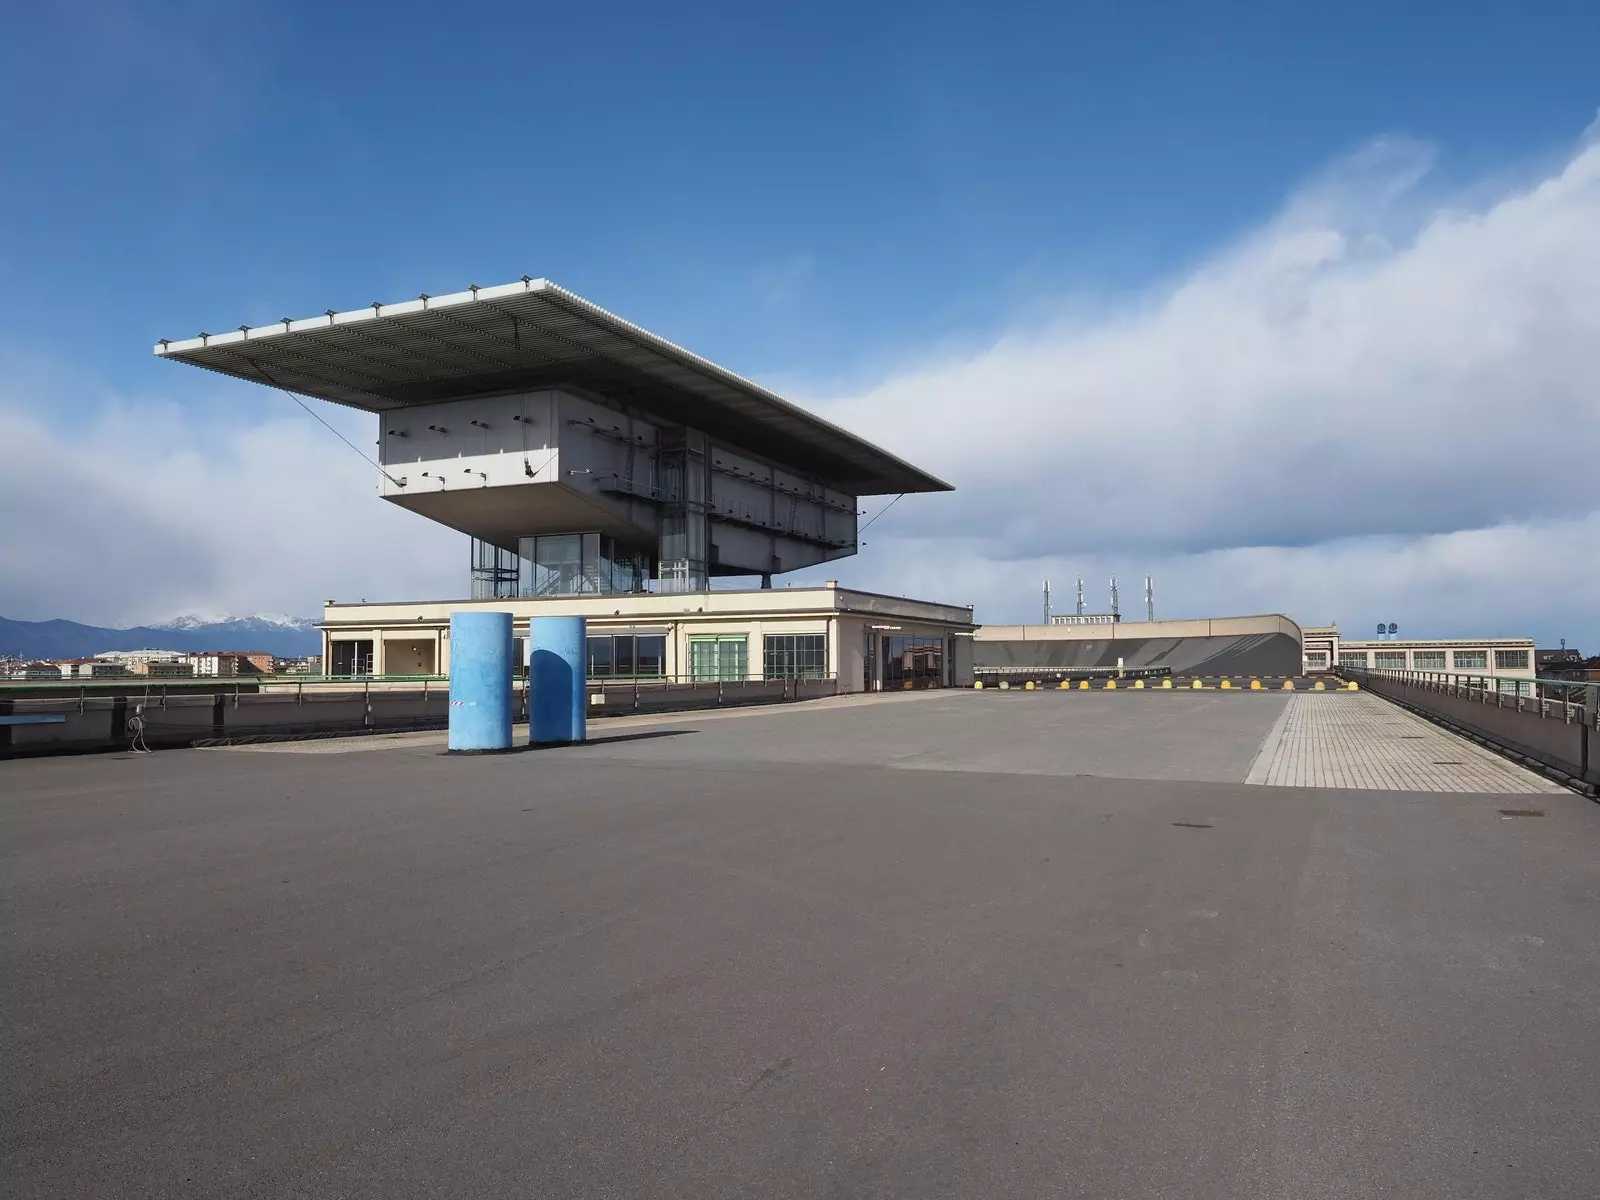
[{"x1": 2, "y1": 0, "x2": 1598, "y2": 644}]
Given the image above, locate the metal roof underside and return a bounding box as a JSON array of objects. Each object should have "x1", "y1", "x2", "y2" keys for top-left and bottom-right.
[{"x1": 155, "y1": 279, "x2": 949, "y2": 496}]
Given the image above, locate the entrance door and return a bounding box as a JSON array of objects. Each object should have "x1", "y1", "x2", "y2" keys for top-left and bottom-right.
[
  {"x1": 863, "y1": 630, "x2": 877, "y2": 691},
  {"x1": 331, "y1": 640, "x2": 374, "y2": 676}
]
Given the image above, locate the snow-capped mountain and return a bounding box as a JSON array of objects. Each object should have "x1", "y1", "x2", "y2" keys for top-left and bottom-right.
[
  {"x1": 0, "y1": 613, "x2": 321, "y2": 660},
  {"x1": 152, "y1": 612, "x2": 319, "y2": 633}
]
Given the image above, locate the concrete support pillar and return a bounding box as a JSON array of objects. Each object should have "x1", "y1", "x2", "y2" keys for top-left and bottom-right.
[
  {"x1": 447, "y1": 611, "x2": 513, "y2": 753},
  {"x1": 529, "y1": 616, "x2": 587, "y2": 745}
]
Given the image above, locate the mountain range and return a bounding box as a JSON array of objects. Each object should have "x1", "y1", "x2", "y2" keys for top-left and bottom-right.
[{"x1": 0, "y1": 613, "x2": 321, "y2": 661}]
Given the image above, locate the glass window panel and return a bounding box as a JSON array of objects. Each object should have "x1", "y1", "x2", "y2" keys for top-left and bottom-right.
[
  {"x1": 1494, "y1": 650, "x2": 1529, "y2": 670},
  {"x1": 1374, "y1": 651, "x2": 1406, "y2": 668},
  {"x1": 1412, "y1": 651, "x2": 1446, "y2": 668},
  {"x1": 764, "y1": 634, "x2": 827, "y2": 679},
  {"x1": 635, "y1": 636, "x2": 665, "y2": 677},
  {"x1": 1338, "y1": 651, "x2": 1367, "y2": 667},
  {"x1": 1453, "y1": 650, "x2": 1487, "y2": 670},
  {"x1": 689, "y1": 636, "x2": 747, "y2": 681},
  {"x1": 586, "y1": 635, "x2": 612, "y2": 677},
  {"x1": 614, "y1": 635, "x2": 635, "y2": 676}
]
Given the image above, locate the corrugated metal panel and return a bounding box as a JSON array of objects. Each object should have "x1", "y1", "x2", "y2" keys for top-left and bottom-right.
[{"x1": 155, "y1": 279, "x2": 949, "y2": 495}]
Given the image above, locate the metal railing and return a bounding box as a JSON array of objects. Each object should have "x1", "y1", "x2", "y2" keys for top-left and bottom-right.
[
  {"x1": 1344, "y1": 668, "x2": 1599, "y2": 726},
  {"x1": 0, "y1": 672, "x2": 843, "y2": 757}
]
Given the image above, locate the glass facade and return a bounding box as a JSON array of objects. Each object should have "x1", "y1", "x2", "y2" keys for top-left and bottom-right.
[
  {"x1": 1453, "y1": 650, "x2": 1488, "y2": 670},
  {"x1": 689, "y1": 635, "x2": 748, "y2": 681},
  {"x1": 514, "y1": 533, "x2": 649, "y2": 597},
  {"x1": 1374, "y1": 651, "x2": 1406, "y2": 668},
  {"x1": 1412, "y1": 651, "x2": 1446, "y2": 669},
  {"x1": 1339, "y1": 651, "x2": 1368, "y2": 667},
  {"x1": 764, "y1": 634, "x2": 827, "y2": 679},
  {"x1": 470, "y1": 539, "x2": 520, "y2": 599},
  {"x1": 1494, "y1": 649, "x2": 1530, "y2": 670},
  {"x1": 586, "y1": 633, "x2": 666, "y2": 678},
  {"x1": 883, "y1": 635, "x2": 944, "y2": 689}
]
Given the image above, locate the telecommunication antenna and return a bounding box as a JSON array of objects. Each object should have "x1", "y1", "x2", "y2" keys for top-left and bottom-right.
[
  {"x1": 1075, "y1": 578, "x2": 1085, "y2": 617},
  {"x1": 1145, "y1": 575, "x2": 1154, "y2": 622},
  {"x1": 1043, "y1": 579, "x2": 1052, "y2": 625},
  {"x1": 1110, "y1": 576, "x2": 1120, "y2": 618}
]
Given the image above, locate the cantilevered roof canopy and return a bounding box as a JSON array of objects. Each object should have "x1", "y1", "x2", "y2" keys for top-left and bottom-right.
[{"x1": 155, "y1": 278, "x2": 949, "y2": 496}]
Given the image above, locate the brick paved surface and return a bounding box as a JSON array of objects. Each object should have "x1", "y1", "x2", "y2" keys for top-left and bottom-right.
[{"x1": 1246, "y1": 693, "x2": 1563, "y2": 793}]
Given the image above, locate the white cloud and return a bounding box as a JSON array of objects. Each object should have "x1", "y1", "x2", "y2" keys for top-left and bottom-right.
[
  {"x1": 0, "y1": 397, "x2": 461, "y2": 625},
  {"x1": 803, "y1": 134, "x2": 1600, "y2": 642},
  {"x1": 1, "y1": 133, "x2": 1596, "y2": 645}
]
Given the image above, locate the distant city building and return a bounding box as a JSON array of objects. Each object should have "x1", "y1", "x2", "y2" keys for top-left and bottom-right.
[
  {"x1": 1538, "y1": 648, "x2": 1600, "y2": 684},
  {"x1": 272, "y1": 656, "x2": 323, "y2": 675},
  {"x1": 1335, "y1": 635, "x2": 1538, "y2": 695},
  {"x1": 54, "y1": 658, "x2": 131, "y2": 679},
  {"x1": 184, "y1": 651, "x2": 273, "y2": 677},
  {"x1": 131, "y1": 660, "x2": 195, "y2": 677},
  {"x1": 93, "y1": 648, "x2": 186, "y2": 667},
  {"x1": 8, "y1": 662, "x2": 63, "y2": 681}
]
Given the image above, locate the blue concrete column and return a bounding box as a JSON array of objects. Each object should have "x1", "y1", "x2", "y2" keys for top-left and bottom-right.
[
  {"x1": 447, "y1": 611, "x2": 514, "y2": 753},
  {"x1": 528, "y1": 615, "x2": 586, "y2": 744}
]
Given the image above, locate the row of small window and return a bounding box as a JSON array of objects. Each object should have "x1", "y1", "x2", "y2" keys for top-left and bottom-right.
[
  {"x1": 584, "y1": 633, "x2": 828, "y2": 681},
  {"x1": 1338, "y1": 649, "x2": 1529, "y2": 670}
]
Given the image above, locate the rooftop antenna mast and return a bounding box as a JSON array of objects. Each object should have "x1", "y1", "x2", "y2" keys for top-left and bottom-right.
[
  {"x1": 1075, "y1": 577, "x2": 1085, "y2": 617},
  {"x1": 1043, "y1": 579, "x2": 1052, "y2": 625},
  {"x1": 1145, "y1": 575, "x2": 1154, "y2": 622},
  {"x1": 1110, "y1": 576, "x2": 1120, "y2": 619}
]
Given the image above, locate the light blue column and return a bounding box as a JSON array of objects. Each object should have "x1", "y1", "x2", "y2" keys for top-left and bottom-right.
[
  {"x1": 528, "y1": 615, "x2": 586, "y2": 744},
  {"x1": 447, "y1": 611, "x2": 514, "y2": 753}
]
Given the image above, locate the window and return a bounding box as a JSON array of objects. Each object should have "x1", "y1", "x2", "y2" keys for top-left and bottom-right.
[
  {"x1": 1412, "y1": 651, "x2": 1446, "y2": 669},
  {"x1": 1305, "y1": 651, "x2": 1328, "y2": 666},
  {"x1": 689, "y1": 635, "x2": 747, "y2": 682},
  {"x1": 764, "y1": 634, "x2": 827, "y2": 679},
  {"x1": 586, "y1": 633, "x2": 667, "y2": 678},
  {"x1": 883, "y1": 635, "x2": 945, "y2": 689},
  {"x1": 1374, "y1": 651, "x2": 1406, "y2": 668},
  {"x1": 1494, "y1": 649, "x2": 1529, "y2": 670},
  {"x1": 1497, "y1": 679, "x2": 1532, "y2": 696},
  {"x1": 1453, "y1": 650, "x2": 1487, "y2": 670},
  {"x1": 1338, "y1": 651, "x2": 1368, "y2": 667}
]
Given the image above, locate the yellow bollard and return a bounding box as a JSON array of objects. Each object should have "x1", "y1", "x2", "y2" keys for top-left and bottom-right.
[
  {"x1": 1220, "y1": 679, "x2": 1233, "y2": 689},
  {"x1": 1058, "y1": 680, "x2": 1071, "y2": 690},
  {"x1": 974, "y1": 680, "x2": 983, "y2": 689},
  {"x1": 1313, "y1": 680, "x2": 1325, "y2": 691},
  {"x1": 1160, "y1": 678, "x2": 1173, "y2": 688},
  {"x1": 1133, "y1": 679, "x2": 1146, "y2": 689},
  {"x1": 1024, "y1": 680, "x2": 1034, "y2": 690},
  {"x1": 999, "y1": 681, "x2": 1010, "y2": 690},
  {"x1": 1106, "y1": 679, "x2": 1117, "y2": 689},
  {"x1": 1346, "y1": 681, "x2": 1359, "y2": 691},
  {"x1": 1079, "y1": 679, "x2": 1090, "y2": 690},
  {"x1": 1281, "y1": 679, "x2": 1295, "y2": 690},
  {"x1": 1249, "y1": 679, "x2": 1262, "y2": 690},
  {"x1": 1191, "y1": 678, "x2": 1203, "y2": 689}
]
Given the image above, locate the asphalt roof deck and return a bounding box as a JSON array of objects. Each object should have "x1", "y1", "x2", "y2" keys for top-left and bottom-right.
[{"x1": 5, "y1": 692, "x2": 1596, "y2": 1197}]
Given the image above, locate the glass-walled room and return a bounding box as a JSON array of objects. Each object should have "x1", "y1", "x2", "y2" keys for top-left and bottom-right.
[{"x1": 470, "y1": 535, "x2": 651, "y2": 598}]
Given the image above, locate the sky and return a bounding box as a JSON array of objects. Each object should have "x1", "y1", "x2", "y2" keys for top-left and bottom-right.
[{"x1": 1, "y1": 0, "x2": 1597, "y2": 646}]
